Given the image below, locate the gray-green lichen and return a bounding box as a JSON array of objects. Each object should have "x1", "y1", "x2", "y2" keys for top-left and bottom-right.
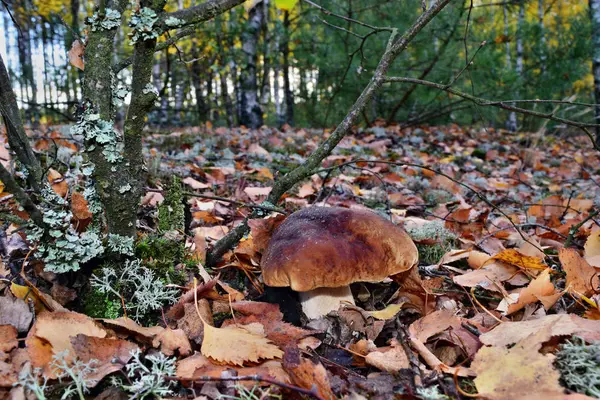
[
  {"x1": 88, "y1": 8, "x2": 122, "y2": 31},
  {"x1": 118, "y1": 183, "x2": 132, "y2": 193},
  {"x1": 142, "y1": 83, "x2": 159, "y2": 96},
  {"x1": 129, "y1": 7, "x2": 160, "y2": 44},
  {"x1": 107, "y1": 233, "x2": 134, "y2": 256},
  {"x1": 556, "y1": 336, "x2": 600, "y2": 397},
  {"x1": 164, "y1": 16, "x2": 185, "y2": 28},
  {"x1": 71, "y1": 110, "x2": 124, "y2": 163},
  {"x1": 29, "y1": 203, "x2": 104, "y2": 274}
]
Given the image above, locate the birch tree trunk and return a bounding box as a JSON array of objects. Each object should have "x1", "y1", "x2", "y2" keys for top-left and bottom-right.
[
  {"x1": 591, "y1": 0, "x2": 600, "y2": 145},
  {"x1": 239, "y1": 0, "x2": 265, "y2": 129},
  {"x1": 282, "y1": 10, "x2": 294, "y2": 126}
]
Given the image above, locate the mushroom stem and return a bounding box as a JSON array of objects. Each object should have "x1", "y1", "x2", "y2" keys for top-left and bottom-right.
[{"x1": 299, "y1": 285, "x2": 355, "y2": 320}]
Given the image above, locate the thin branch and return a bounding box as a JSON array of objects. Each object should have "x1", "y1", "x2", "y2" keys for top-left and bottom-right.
[
  {"x1": 564, "y1": 210, "x2": 599, "y2": 248},
  {"x1": 384, "y1": 76, "x2": 600, "y2": 151},
  {"x1": 159, "y1": 0, "x2": 246, "y2": 30},
  {"x1": 301, "y1": 0, "x2": 392, "y2": 32},
  {"x1": 0, "y1": 163, "x2": 44, "y2": 227},
  {"x1": 171, "y1": 375, "x2": 325, "y2": 400},
  {"x1": 113, "y1": 27, "x2": 196, "y2": 73}
]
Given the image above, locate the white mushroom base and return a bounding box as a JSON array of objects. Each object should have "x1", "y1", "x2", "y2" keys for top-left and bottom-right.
[{"x1": 299, "y1": 285, "x2": 355, "y2": 320}]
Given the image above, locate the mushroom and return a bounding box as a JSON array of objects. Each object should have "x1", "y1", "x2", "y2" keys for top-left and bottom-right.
[{"x1": 261, "y1": 206, "x2": 418, "y2": 320}]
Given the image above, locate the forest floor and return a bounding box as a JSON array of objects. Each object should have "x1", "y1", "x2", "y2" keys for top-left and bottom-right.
[{"x1": 1, "y1": 123, "x2": 600, "y2": 399}]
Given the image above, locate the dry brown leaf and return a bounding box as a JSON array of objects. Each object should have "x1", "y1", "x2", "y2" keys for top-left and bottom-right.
[
  {"x1": 244, "y1": 186, "x2": 272, "y2": 201},
  {"x1": 283, "y1": 347, "x2": 335, "y2": 400},
  {"x1": 176, "y1": 352, "x2": 212, "y2": 379},
  {"x1": 27, "y1": 312, "x2": 107, "y2": 377},
  {"x1": 70, "y1": 334, "x2": 138, "y2": 386},
  {"x1": 364, "y1": 339, "x2": 409, "y2": 373},
  {"x1": 178, "y1": 300, "x2": 212, "y2": 344},
  {"x1": 68, "y1": 39, "x2": 85, "y2": 70},
  {"x1": 504, "y1": 269, "x2": 559, "y2": 315},
  {"x1": 0, "y1": 326, "x2": 17, "y2": 353},
  {"x1": 248, "y1": 215, "x2": 286, "y2": 253},
  {"x1": 166, "y1": 279, "x2": 218, "y2": 320},
  {"x1": 408, "y1": 309, "x2": 462, "y2": 343},
  {"x1": 0, "y1": 296, "x2": 33, "y2": 333},
  {"x1": 99, "y1": 317, "x2": 164, "y2": 341},
  {"x1": 480, "y1": 314, "x2": 600, "y2": 347},
  {"x1": 71, "y1": 191, "x2": 92, "y2": 220},
  {"x1": 47, "y1": 168, "x2": 68, "y2": 198},
  {"x1": 453, "y1": 262, "x2": 521, "y2": 291},
  {"x1": 182, "y1": 177, "x2": 209, "y2": 190},
  {"x1": 141, "y1": 191, "x2": 164, "y2": 207},
  {"x1": 152, "y1": 328, "x2": 192, "y2": 356},
  {"x1": 472, "y1": 333, "x2": 563, "y2": 400},
  {"x1": 467, "y1": 250, "x2": 491, "y2": 269},
  {"x1": 298, "y1": 183, "x2": 315, "y2": 198},
  {"x1": 559, "y1": 248, "x2": 599, "y2": 297},
  {"x1": 201, "y1": 323, "x2": 283, "y2": 366},
  {"x1": 488, "y1": 249, "x2": 546, "y2": 271},
  {"x1": 585, "y1": 230, "x2": 600, "y2": 258},
  {"x1": 437, "y1": 249, "x2": 471, "y2": 267}
]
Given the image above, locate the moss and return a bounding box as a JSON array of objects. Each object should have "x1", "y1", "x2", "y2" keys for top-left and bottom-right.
[
  {"x1": 471, "y1": 148, "x2": 487, "y2": 160},
  {"x1": 135, "y1": 234, "x2": 187, "y2": 285},
  {"x1": 423, "y1": 189, "x2": 455, "y2": 205},
  {"x1": 158, "y1": 176, "x2": 185, "y2": 232},
  {"x1": 416, "y1": 243, "x2": 449, "y2": 265},
  {"x1": 83, "y1": 286, "x2": 121, "y2": 319}
]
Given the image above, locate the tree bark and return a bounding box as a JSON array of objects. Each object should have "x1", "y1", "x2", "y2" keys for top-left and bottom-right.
[
  {"x1": 239, "y1": 1, "x2": 264, "y2": 129},
  {"x1": 282, "y1": 10, "x2": 294, "y2": 126}
]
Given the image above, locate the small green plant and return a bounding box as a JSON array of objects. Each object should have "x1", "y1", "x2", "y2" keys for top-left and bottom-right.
[
  {"x1": 121, "y1": 349, "x2": 176, "y2": 399},
  {"x1": 158, "y1": 176, "x2": 185, "y2": 232},
  {"x1": 555, "y1": 336, "x2": 600, "y2": 397},
  {"x1": 90, "y1": 259, "x2": 178, "y2": 321}
]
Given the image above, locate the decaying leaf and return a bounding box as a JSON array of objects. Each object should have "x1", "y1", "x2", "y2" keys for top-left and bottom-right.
[
  {"x1": 201, "y1": 322, "x2": 283, "y2": 366},
  {"x1": 408, "y1": 309, "x2": 462, "y2": 343},
  {"x1": 472, "y1": 333, "x2": 564, "y2": 400},
  {"x1": 585, "y1": 230, "x2": 600, "y2": 258},
  {"x1": 283, "y1": 347, "x2": 335, "y2": 400},
  {"x1": 47, "y1": 168, "x2": 68, "y2": 198},
  {"x1": 364, "y1": 339, "x2": 409, "y2": 373},
  {"x1": 71, "y1": 191, "x2": 92, "y2": 220},
  {"x1": 559, "y1": 248, "x2": 599, "y2": 297},
  {"x1": 99, "y1": 317, "x2": 164, "y2": 342},
  {"x1": 152, "y1": 328, "x2": 192, "y2": 356},
  {"x1": 0, "y1": 326, "x2": 18, "y2": 353},
  {"x1": 0, "y1": 295, "x2": 33, "y2": 332},
  {"x1": 502, "y1": 269, "x2": 560, "y2": 315}
]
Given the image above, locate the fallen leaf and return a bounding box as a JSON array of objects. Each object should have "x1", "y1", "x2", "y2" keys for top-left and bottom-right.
[
  {"x1": 504, "y1": 269, "x2": 559, "y2": 315},
  {"x1": 468, "y1": 250, "x2": 491, "y2": 269},
  {"x1": 166, "y1": 279, "x2": 217, "y2": 320},
  {"x1": 472, "y1": 332, "x2": 563, "y2": 400},
  {"x1": 244, "y1": 186, "x2": 272, "y2": 201},
  {"x1": 559, "y1": 248, "x2": 599, "y2": 297},
  {"x1": 408, "y1": 309, "x2": 462, "y2": 343},
  {"x1": 584, "y1": 230, "x2": 600, "y2": 258},
  {"x1": 68, "y1": 39, "x2": 85, "y2": 70},
  {"x1": 152, "y1": 328, "x2": 192, "y2": 356},
  {"x1": 99, "y1": 317, "x2": 164, "y2": 341},
  {"x1": 141, "y1": 191, "x2": 164, "y2": 207},
  {"x1": 70, "y1": 334, "x2": 138, "y2": 386},
  {"x1": 364, "y1": 339, "x2": 409, "y2": 373},
  {"x1": 47, "y1": 168, "x2": 68, "y2": 198},
  {"x1": 480, "y1": 314, "x2": 600, "y2": 347},
  {"x1": 367, "y1": 303, "x2": 405, "y2": 320},
  {"x1": 248, "y1": 215, "x2": 286, "y2": 253},
  {"x1": 283, "y1": 347, "x2": 335, "y2": 400},
  {"x1": 201, "y1": 323, "x2": 283, "y2": 366},
  {"x1": 182, "y1": 177, "x2": 210, "y2": 190},
  {"x1": 0, "y1": 326, "x2": 17, "y2": 353},
  {"x1": 71, "y1": 191, "x2": 92, "y2": 220},
  {"x1": 177, "y1": 300, "x2": 212, "y2": 344},
  {"x1": 0, "y1": 295, "x2": 33, "y2": 332},
  {"x1": 488, "y1": 249, "x2": 546, "y2": 271},
  {"x1": 453, "y1": 262, "x2": 522, "y2": 291}
]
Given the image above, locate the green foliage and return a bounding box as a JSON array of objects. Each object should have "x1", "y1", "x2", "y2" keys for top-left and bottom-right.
[
  {"x1": 555, "y1": 336, "x2": 600, "y2": 397},
  {"x1": 135, "y1": 234, "x2": 187, "y2": 285}
]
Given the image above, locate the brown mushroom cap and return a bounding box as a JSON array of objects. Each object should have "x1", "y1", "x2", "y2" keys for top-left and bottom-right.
[{"x1": 261, "y1": 206, "x2": 419, "y2": 292}]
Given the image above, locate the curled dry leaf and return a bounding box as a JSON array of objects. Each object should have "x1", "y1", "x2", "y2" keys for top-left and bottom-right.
[
  {"x1": 152, "y1": 328, "x2": 192, "y2": 356},
  {"x1": 248, "y1": 215, "x2": 286, "y2": 253},
  {"x1": 182, "y1": 177, "x2": 210, "y2": 190},
  {"x1": 99, "y1": 317, "x2": 164, "y2": 342},
  {"x1": 47, "y1": 168, "x2": 68, "y2": 198},
  {"x1": 71, "y1": 191, "x2": 92, "y2": 220},
  {"x1": 408, "y1": 309, "x2": 462, "y2": 343},
  {"x1": 283, "y1": 347, "x2": 335, "y2": 400},
  {"x1": 502, "y1": 269, "x2": 560, "y2": 315},
  {"x1": 453, "y1": 262, "x2": 523, "y2": 292},
  {"x1": 68, "y1": 39, "x2": 85, "y2": 70},
  {"x1": 559, "y1": 248, "x2": 599, "y2": 297},
  {"x1": 201, "y1": 322, "x2": 283, "y2": 366},
  {"x1": 467, "y1": 250, "x2": 491, "y2": 269},
  {"x1": 367, "y1": 303, "x2": 405, "y2": 320}
]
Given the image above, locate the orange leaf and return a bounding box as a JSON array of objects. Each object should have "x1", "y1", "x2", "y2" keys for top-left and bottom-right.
[
  {"x1": 68, "y1": 40, "x2": 85, "y2": 70},
  {"x1": 71, "y1": 191, "x2": 92, "y2": 220},
  {"x1": 559, "y1": 248, "x2": 599, "y2": 297},
  {"x1": 488, "y1": 249, "x2": 546, "y2": 271}
]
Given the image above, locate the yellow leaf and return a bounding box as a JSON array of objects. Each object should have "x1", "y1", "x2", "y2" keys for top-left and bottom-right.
[
  {"x1": 488, "y1": 249, "x2": 546, "y2": 271},
  {"x1": 10, "y1": 282, "x2": 50, "y2": 314},
  {"x1": 368, "y1": 303, "x2": 405, "y2": 320},
  {"x1": 585, "y1": 230, "x2": 600, "y2": 258},
  {"x1": 274, "y1": 0, "x2": 298, "y2": 10},
  {"x1": 201, "y1": 323, "x2": 283, "y2": 366}
]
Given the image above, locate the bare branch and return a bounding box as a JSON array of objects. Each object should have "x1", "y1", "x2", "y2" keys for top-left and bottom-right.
[
  {"x1": 302, "y1": 0, "x2": 393, "y2": 32},
  {"x1": 159, "y1": 0, "x2": 246, "y2": 30},
  {"x1": 0, "y1": 162, "x2": 44, "y2": 227},
  {"x1": 384, "y1": 76, "x2": 600, "y2": 151}
]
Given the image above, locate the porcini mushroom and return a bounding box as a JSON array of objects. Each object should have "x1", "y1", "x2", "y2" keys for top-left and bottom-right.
[{"x1": 261, "y1": 206, "x2": 418, "y2": 319}]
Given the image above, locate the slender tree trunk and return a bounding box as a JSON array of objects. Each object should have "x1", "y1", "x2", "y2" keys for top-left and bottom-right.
[
  {"x1": 216, "y1": 17, "x2": 235, "y2": 127},
  {"x1": 239, "y1": 1, "x2": 264, "y2": 128},
  {"x1": 190, "y1": 57, "x2": 208, "y2": 124},
  {"x1": 506, "y1": 3, "x2": 520, "y2": 132},
  {"x1": 538, "y1": 0, "x2": 546, "y2": 73},
  {"x1": 591, "y1": 0, "x2": 600, "y2": 145},
  {"x1": 282, "y1": 10, "x2": 294, "y2": 126},
  {"x1": 259, "y1": 0, "x2": 271, "y2": 106}
]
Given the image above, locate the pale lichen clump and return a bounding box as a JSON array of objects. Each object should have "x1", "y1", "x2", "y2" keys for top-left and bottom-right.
[
  {"x1": 164, "y1": 16, "x2": 185, "y2": 28},
  {"x1": 119, "y1": 349, "x2": 176, "y2": 399},
  {"x1": 555, "y1": 336, "x2": 600, "y2": 397},
  {"x1": 129, "y1": 7, "x2": 160, "y2": 44},
  {"x1": 405, "y1": 219, "x2": 457, "y2": 265},
  {"x1": 88, "y1": 8, "x2": 122, "y2": 31},
  {"x1": 107, "y1": 233, "x2": 135, "y2": 256},
  {"x1": 142, "y1": 83, "x2": 159, "y2": 96},
  {"x1": 71, "y1": 109, "x2": 123, "y2": 163},
  {"x1": 90, "y1": 259, "x2": 179, "y2": 321},
  {"x1": 28, "y1": 188, "x2": 104, "y2": 273}
]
